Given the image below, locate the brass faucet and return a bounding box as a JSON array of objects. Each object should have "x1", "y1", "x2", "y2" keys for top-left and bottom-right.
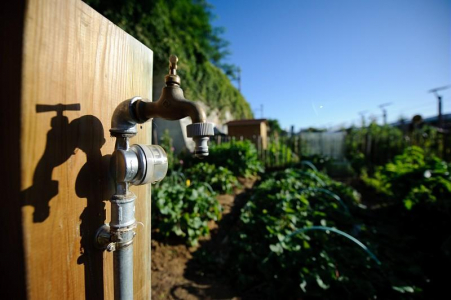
[
  {"x1": 110, "y1": 55, "x2": 214, "y2": 157},
  {"x1": 101, "y1": 55, "x2": 213, "y2": 299}
]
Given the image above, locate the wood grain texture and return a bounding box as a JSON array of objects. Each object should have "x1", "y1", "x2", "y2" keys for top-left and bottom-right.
[{"x1": 20, "y1": 0, "x2": 153, "y2": 298}]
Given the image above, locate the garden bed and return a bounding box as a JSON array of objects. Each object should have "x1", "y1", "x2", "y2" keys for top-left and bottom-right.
[
  {"x1": 151, "y1": 140, "x2": 451, "y2": 299},
  {"x1": 151, "y1": 178, "x2": 256, "y2": 299}
]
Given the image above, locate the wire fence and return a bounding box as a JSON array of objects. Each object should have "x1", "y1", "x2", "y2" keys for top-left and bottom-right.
[
  {"x1": 211, "y1": 128, "x2": 450, "y2": 170},
  {"x1": 211, "y1": 133, "x2": 346, "y2": 169},
  {"x1": 347, "y1": 128, "x2": 451, "y2": 168}
]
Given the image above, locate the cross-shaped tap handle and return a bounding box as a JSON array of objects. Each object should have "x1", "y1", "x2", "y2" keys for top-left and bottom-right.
[{"x1": 169, "y1": 55, "x2": 178, "y2": 75}]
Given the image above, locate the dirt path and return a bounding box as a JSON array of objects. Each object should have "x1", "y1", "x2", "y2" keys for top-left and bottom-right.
[{"x1": 151, "y1": 179, "x2": 256, "y2": 299}]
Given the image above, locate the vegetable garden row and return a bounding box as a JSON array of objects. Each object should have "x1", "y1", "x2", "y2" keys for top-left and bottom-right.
[
  {"x1": 209, "y1": 122, "x2": 450, "y2": 172},
  {"x1": 152, "y1": 129, "x2": 451, "y2": 299}
]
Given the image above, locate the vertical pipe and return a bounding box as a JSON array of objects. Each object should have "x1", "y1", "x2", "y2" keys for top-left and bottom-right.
[
  {"x1": 110, "y1": 192, "x2": 136, "y2": 300},
  {"x1": 114, "y1": 245, "x2": 133, "y2": 300},
  {"x1": 110, "y1": 136, "x2": 136, "y2": 300}
]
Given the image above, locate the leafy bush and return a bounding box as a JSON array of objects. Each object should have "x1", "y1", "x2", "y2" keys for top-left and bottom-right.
[
  {"x1": 190, "y1": 140, "x2": 264, "y2": 177},
  {"x1": 299, "y1": 154, "x2": 331, "y2": 171},
  {"x1": 346, "y1": 123, "x2": 404, "y2": 174},
  {"x1": 407, "y1": 124, "x2": 445, "y2": 157},
  {"x1": 159, "y1": 129, "x2": 175, "y2": 169},
  {"x1": 184, "y1": 162, "x2": 239, "y2": 194},
  {"x1": 226, "y1": 169, "x2": 395, "y2": 299},
  {"x1": 265, "y1": 138, "x2": 299, "y2": 167},
  {"x1": 363, "y1": 146, "x2": 451, "y2": 210},
  {"x1": 346, "y1": 123, "x2": 448, "y2": 175},
  {"x1": 152, "y1": 174, "x2": 222, "y2": 246},
  {"x1": 86, "y1": 0, "x2": 253, "y2": 120},
  {"x1": 361, "y1": 146, "x2": 451, "y2": 298}
]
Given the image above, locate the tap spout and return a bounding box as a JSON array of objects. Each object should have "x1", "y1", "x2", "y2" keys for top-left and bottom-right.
[
  {"x1": 109, "y1": 55, "x2": 214, "y2": 158},
  {"x1": 132, "y1": 83, "x2": 214, "y2": 158},
  {"x1": 132, "y1": 85, "x2": 206, "y2": 124}
]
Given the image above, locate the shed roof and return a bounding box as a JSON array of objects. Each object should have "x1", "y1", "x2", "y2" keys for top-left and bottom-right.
[{"x1": 226, "y1": 119, "x2": 267, "y2": 126}]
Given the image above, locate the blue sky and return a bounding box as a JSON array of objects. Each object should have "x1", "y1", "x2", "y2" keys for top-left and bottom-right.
[{"x1": 209, "y1": 0, "x2": 451, "y2": 131}]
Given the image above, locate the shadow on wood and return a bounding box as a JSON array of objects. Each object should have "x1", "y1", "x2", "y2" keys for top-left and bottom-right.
[{"x1": 21, "y1": 105, "x2": 114, "y2": 299}]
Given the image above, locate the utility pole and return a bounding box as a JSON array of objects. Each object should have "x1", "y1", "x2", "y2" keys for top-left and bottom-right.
[
  {"x1": 378, "y1": 102, "x2": 392, "y2": 125},
  {"x1": 429, "y1": 85, "x2": 450, "y2": 129},
  {"x1": 254, "y1": 104, "x2": 264, "y2": 119},
  {"x1": 358, "y1": 110, "x2": 368, "y2": 127}
]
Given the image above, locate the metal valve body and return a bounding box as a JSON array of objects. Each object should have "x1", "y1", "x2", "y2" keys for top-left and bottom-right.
[{"x1": 110, "y1": 144, "x2": 168, "y2": 185}]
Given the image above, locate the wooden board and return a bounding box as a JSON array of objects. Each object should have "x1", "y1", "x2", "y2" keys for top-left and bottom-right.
[{"x1": 18, "y1": 0, "x2": 153, "y2": 298}]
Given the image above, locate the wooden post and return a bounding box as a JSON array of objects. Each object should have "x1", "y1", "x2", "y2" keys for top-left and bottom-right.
[{"x1": 2, "y1": 0, "x2": 153, "y2": 298}]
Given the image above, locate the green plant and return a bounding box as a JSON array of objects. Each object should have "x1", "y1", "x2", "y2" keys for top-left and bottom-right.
[
  {"x1": 159, "y1": 129, "x2": 175, "y2": 169},
  {"x1": 184, "y1": 162, "x2": 239, "y2": 194},
  {"x1": 363, "y1": 146, "x2": 451, "y2": 210},
  {"x1": 408, "y1": 125, "x2": 444, "y2": 157},
  {"x1": 361, "y1": 146, "x2": 451, "y2": 298},
  {"x1": 345, "y1": 123, "x2": 405, "y2": 174},
  {"x1": 199, "y1": 140, "x2": 263, "y2": 177},
  {"x1": 267, "y1": 119, "x2": 283, "y2": 136},
  {"x1": 296, "y1": 154, "x2": 331, "y2": 171},
  {"x1": 265, "y1": 138, "x2": 298, "y2": 167},
  {"x1": 345, "y1": 123, "x2": 447, "y2": 175},
  {"x1": 226, "y1": 169, "x2": 396, "y2": 299},
  {"x1": 152, "y1": 177, "x2": 222, "y2": 246}
]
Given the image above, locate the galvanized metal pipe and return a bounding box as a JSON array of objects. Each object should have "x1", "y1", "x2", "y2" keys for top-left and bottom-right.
[
  {"x1": 113, "y1": 239, "x2": 134, "y2": 300},
  {"x1": 101, "y1": 135, "x2": 167, "y2": 300},
  {"x1": 110, "y1": 137, "x2": 136, "y2": 300},
  {"x1": 110, "y1": 193, "x2": 136, "y2": 300}
]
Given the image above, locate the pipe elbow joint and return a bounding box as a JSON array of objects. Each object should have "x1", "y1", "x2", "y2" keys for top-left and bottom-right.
[{"x1": 110, "y1": 97, "x2": 142, "y2": 136}]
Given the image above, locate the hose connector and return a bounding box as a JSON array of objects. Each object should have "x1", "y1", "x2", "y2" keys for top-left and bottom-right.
[{"x1": 187, "y1": 122, "x2": 215, "y2": 158}]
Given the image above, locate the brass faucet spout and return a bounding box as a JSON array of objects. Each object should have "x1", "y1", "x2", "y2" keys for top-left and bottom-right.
[
  {"x1": 109, "y1": 55, "x2": 214, "y2": 157},
  {"x1": 133, "y1": 85, "x2": 206, "y2": 124}
]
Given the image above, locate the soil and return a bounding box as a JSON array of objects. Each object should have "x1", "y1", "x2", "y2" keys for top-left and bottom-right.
[{"x1": 151, "y1": 178, "x2": 256, "y2": 300}]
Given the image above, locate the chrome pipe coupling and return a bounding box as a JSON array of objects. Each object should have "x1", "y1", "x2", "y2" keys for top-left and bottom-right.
[
  {"x1": 110, "y1": 144, "x2": 168, "y2": 185},
  {"x1": 95, "y1": 144, "x2": 168, "y2": 252}
]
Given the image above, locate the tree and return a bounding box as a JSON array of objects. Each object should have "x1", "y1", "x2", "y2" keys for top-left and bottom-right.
[
  {"x1": 267, "y1": 119, "x2": 282, "y2": 136},
  {"x1": 85, "y1": 0, "x2": 252, "y2": 119}
]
